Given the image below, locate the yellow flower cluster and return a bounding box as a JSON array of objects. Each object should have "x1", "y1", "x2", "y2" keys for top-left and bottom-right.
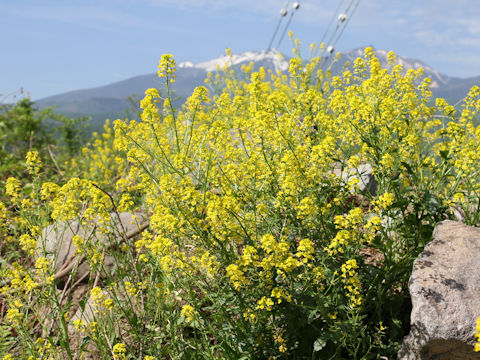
[
  {"x1": 274, "y1": 331, "x2": 288, "y2": 353},
  {"x1": 5, "y1": 299, "x2": 23, "y2": 326},
  {"x1": 112, "y1": 343, "x2": 127, "y2": 360},
  {"x1": 475, "y1": 316, "x2": 480, "y2": 352},
  {"x1": 191, "y1": 249, "x2": 220, "y2": 277},
  {"x1": 79, "y1": 121, "x2": 132, "y2": 189},
  {"x1": 5, "y1": 177, "x2": 21, "y2": 201},
  {"x1": 180, "y1": 304, "x2": 197, "y2": 322},
  {"x1": 340, "y1": 259, "x2": 363, "y2": 307},
  {"x1": 158, "y1": 54, "x2": 176, "y2": 82},
  {"x1": 25, "y1": 150, "x2": 42, "y2": 175},
  {"x1": 18, "y1": 233, "x2": 36, "y2": 256},
  {"x1": 373, "y1": 192, "x2": 395, "y2": 211},
  {"x1": 225, "y1": 263, "x2": 246, "y2": 291},
  {"x1": 1, "y1": 263, "x2": 38, "y2": 295},
  {"x1": 34, "y1": 256, "x2": 54, "y2": 285},
  {"x1": 328, "y1": 207, "x2": 367, "y2": 255},
  {"x1": 73, "y1": 234, "x2": 103, "y2": 265},
  {"x1": 90, "y1": 286, "x2": 113, "y2": 310},
  {"x1": 256, "y1": 296, "x2": 275, "y2": 311}
]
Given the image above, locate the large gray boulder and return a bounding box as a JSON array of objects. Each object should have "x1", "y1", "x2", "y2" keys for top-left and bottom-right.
[{"x1": 398, "y1": 220, "x2": 480, "y2": 359}]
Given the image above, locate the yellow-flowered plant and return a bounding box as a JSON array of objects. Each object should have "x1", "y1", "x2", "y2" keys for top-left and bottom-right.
[
  {"x1": 475, "y1": 316, "x2": 480, "y2": 352},
  {"x1": 2, "y1": 42, "x2": 480, "y2": 359},
  {"x1": 106, "y1": 45, "x2": 480, "y2": 358},
  {"x1": 25, "y1": 151, "x2": 42, "y2": 175}
]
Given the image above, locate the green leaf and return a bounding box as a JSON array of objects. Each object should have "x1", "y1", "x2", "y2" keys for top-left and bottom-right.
[
  {"x1": 421, "y1": 192, "x2": 442, "y2": 214},
  {"x1": 79, "y1": 336, "x2": 91, "y2": 352},
  {"x1": 400, "y1": 161, "x2": 414, "y2": 176},
  {"x1": 308, "y1": 310, "x2": 319, "y2": 324},
  {"x1": 439, "y1": 149, "x2": 449, "y2": 160},
  {"x1": 313, "y1": 336, "x2": 328, "y2": 352}
]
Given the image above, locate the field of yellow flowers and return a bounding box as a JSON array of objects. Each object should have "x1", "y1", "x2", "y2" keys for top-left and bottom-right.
[{"x1": 1, "y1": 43, "x2": 480, "y2": 359}]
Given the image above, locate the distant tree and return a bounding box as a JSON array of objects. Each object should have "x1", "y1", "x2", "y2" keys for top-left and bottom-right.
[
  {"x1": 0, "y1": 98, "x2": 50, "y2": 158},
  {"x1": 53, "y1": 112, "x2": 90, "y2": 155},
  {"x1": 0, "y1": 96, "x2": 90, "y2": 178},
  {"x1": 123, "y1": 93, "x2": 143, "y2": 120}
]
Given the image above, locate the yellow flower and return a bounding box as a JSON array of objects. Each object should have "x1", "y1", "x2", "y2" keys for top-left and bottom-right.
[
  {"x1": 347, "y1": 155, "x2": 361, "y2": 168},
  {"x1": 123, "y1": 281, "x2": 140, "y2": 297},
  {"x1": 181, "y1": 304, "x2": 197, "y2": 322},
  {"x1": 72, "y1": 319, "x2": 86, "y2": 332},
  {"x1": 158, "y1": 54, "x2": 176, "y2": 82},
  {"x1": 19, "y1": 233, "x2": 36, "y2": 256},
  {"x1": 256, "y1": 296, "x2": 274, "y2": 311},
  {"x1": 113, "y1": 343, "x2": 127, "y2": 359},
  {"x1": 6, "y1": 299, "x2": 23, "y2": 326},
  {"x1": 374, "y1": 192, "x2": 395, "y2": 211},
  {"x1": 90, "y1": 286, "x2": 106, "y2": 308},
  {"x1": 296, "y1": 238, "x2": 314, "y2": 262},
  {"x1": 104, "y1": 298, "x2": 114, "y2": 309},
  {"x1": 327, "y1": 312, "x2": 337, "y2": 320},
  {"x1": 5, "y1": 177, "x2": 21, "y2": 200},
  {"x1": 40, "y1": 182, "x2": 60, "y2": 200},
  {"x1": 379, "y1": 153, "x2": 395, "y2": 171},
  {"x1": 474, "y1": 316, "x2": 480, "y2": 352},
  {"x1": 271, "y1": 287, "x2": 292, "y2": 304},
  {"x1": 25, "y1": 150, "x2": 42, "y2": 175},
  {"x1": 226, "y1": 264, "x2": 246, "y2": 290}
]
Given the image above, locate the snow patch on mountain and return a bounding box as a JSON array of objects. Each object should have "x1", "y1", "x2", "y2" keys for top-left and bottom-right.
[
  {"x1": 343, "y1": 47, "x2": 449, "y2": 89},
  {"x1": 178, "y1": 50, "x2": 289, "y2": 73},
  {"x1": 178, "y1": 61, "x2": 194, "y2": 68}
]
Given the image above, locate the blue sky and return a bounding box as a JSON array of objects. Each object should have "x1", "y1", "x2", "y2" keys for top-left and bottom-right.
[{"x1": 2, "y1": 0, "x2": 480, "y2": 100}]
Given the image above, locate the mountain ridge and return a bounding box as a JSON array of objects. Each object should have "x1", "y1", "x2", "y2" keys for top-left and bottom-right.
[{"x1": 37, "y1": 47, "x2": 479, "y2": 131}]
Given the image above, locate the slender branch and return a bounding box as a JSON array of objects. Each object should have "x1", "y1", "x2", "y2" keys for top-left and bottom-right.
[
  {"x1": 90, "y1": 183, "x2": 128, "y2": 239},
  {"x1": 47, "y1": 144, "x2": 64, "y2": 177}
]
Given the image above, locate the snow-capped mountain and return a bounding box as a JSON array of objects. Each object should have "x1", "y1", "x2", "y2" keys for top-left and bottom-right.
[
  {"x1": 340, "y1": 48, "x2": 449, "y2": 89},
  {"x1": 37, "y1": 48, "x2": 479, "y2": 132},
  {"x1": 178, "y1": 50, "x2": 289, "y2": 73}
]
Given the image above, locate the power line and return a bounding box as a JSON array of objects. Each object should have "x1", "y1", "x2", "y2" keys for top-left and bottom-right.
[
  {"x1": 325, "y1": 0, "x2": 361, "y2": 70},
  {"x1": 276, "y1": 2, "x2": 301, "y2": 49},
  {"x1": 267, "y1": 1, "x2": 291, "y2": 52},
  {"x1": 319, "y1": 0, "x2": 355, "y2": 60},
  {"x1": 331, "y1": 0, "x2": 360, "y2": 52},
  {"x1": 317, "y1": 0, "x2": 345, "y2": 55}
]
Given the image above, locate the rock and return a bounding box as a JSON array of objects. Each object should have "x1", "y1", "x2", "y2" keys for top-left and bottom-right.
[
  {"x1": 398, "y1": 220, "x2": 480, "y2": 359},
  {"x1": 333, "y1": 163, "x2": 377, "y2": 196},
  {"x1": 36, "y1": 211, "x2": 148, "y2": 281}
]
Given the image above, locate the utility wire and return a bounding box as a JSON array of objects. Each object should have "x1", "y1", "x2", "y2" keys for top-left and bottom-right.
[
  {"x1": 331, "y1": 0, "x2": 360, "y2": 51},
  {"x1": 318, "y1": 0, "x2": 360, "y2": 70},
  {"x1": 276, "y1": 2, "x2": 300, "y2": 49},
  {"x1": 317, "y1": 0, "x2": 345, "y2": 56},
  {"x1": 267, "y1": 0, "x2": 291, "y2": 52},
  {"x1": 325, "y1": 0, "x2": 361, "y2": 69},
  {"x1": 320, "y1": 0, "x2": 355, "y2": 60}
]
